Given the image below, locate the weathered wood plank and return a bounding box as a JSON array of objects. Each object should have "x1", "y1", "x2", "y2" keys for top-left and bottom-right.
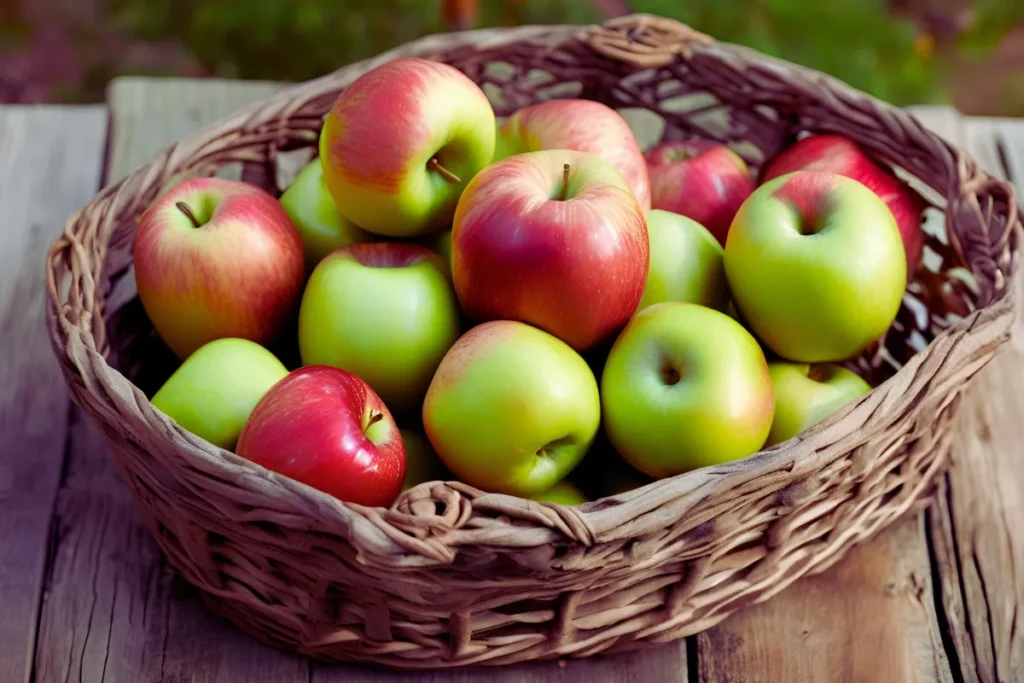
[
  {"x1": 30, "y1": 79, "x2": 309, "y2": 683},
  {"x1": 309, "y1": 641, "x2": 689, "y2": 682},
  {"x1": 697, "y1": 518, "x2": 953, "y2": 683},
  {"x1": 33, "y1": 409, "x2": 311, "y2": 683},
  {"x1": 105, "y1": 76, "x2": 284, "y2": 183},
  {"x1": 921, "y1": 114, "x2": 1024, "y2": 683},
  {"x1": 0, "y1": 105, "x2": 108, "y2": 683}
]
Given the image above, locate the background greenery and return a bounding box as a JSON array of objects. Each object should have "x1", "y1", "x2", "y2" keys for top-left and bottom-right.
[{"x1": 1, "y1": 0, "x2": 1022, "y2": 114}]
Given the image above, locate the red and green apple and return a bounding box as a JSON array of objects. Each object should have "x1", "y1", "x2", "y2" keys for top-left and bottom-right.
[
  {"x1": 133, "y1": 177, "x2": 305, "y2": 359},
  {"x1": 601, "y1": 302, "x2": 775, "y2": 478},
  {"x1": 452, "y1": 149, "x2": 648, "y2": 351},
  {"x1": 422, "y1": 320, "x2": 601, "y2": 497},
  {"x1": 495, "y1": 99, "x2": 650, "y2": 210},
  {"x1": 725, "y1": 171, "x2": 907, "y2": 363},
  {"x1": 644, "y1": 140, "x2": 755, "y2": 245},
  {"x1": 760, "y1": 134, "x2": 925, "y2": 273},
  {"x1": 236, "y1": 365, "x2": 405, "y2": 507},
  {"x1": 320, "y1": 57, "x2": 496, "y2": 237}
]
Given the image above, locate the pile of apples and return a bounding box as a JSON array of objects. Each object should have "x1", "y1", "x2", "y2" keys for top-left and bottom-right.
[{"x1": 136, "y1": 58, "x2": 924, "y2": 509}]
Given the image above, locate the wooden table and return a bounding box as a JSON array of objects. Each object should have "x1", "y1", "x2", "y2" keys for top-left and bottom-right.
[{"x1": 2, "y1": 78, "x2": 1023, "y2": 683}]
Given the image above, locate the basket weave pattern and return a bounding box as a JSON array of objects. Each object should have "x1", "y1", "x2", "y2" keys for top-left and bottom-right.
[{"x1": 46, "y1": 14, "x2": 1020, "y2": 669}]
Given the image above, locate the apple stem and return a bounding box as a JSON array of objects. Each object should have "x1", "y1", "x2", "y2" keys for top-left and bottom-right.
[
  {"x1": 560, "y1": 163, "x2": 570, "y2": 201},
  {"x1": 175, "y1": 201, "x2": 201, "y2": 228},
  {"x1": 428, "y1": 157, "x2": 461, "y2": 184},
  {"x1": 365, "y1": 411, "x2": 384, "y2": 433}
]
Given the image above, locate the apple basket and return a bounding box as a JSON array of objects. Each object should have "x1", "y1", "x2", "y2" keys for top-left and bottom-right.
[{"x1": 45, "y1": 13, "x2": 1020, "y2": 669}]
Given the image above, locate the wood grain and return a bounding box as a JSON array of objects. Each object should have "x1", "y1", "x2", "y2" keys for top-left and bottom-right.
[
  {"x1": 32, "y1": 410, "x2": 309, "y2": 683},
  {"x1": 0, "y1": 106, "x2": 108, "y2": 683},
  {"x1": 697, "y1": 517, "x2": 954, "y2": 683},
  {"x1": 921, "y1": 114, "x2": 1024, "y2": 683}
]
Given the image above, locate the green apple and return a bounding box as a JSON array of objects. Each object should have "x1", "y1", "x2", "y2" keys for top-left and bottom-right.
[
  {"x1": 725, "y1": 171, "x2": 907, "y2": 362},
  {"x1": 279, "y1": 159, "x2": 371, "y2": 272},
  {"x1": 423, "y1": 320, "x2": 600, "y2": 497},
  {"x1": 298, "y1": 242, "x2": 460, "y2": 416},
  {"x1": 766, "y1": 362, "x2": 871, "y2": 446},
  {"x1": 531, "y1": 480, "x2": 588, "y2": 505},
  {"x1": 601, "y1": 302, "x2": 775, "y2": 478},
  {"x1": 639, "y1": 209, "x2": 728, "y2": 312},
  {"x1": 401, "y1": 428, "x2": 450, "y2": 490},
  {"x1": 151, "y1": 338, "x2": 288, "y2": 449}
]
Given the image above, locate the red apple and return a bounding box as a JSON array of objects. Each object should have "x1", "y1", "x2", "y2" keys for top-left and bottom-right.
[
  {"x1": 760, "y1": 134, "x2": 926, "y2": 273},
  {"x1": 644, "y1": 140, "x2": 755, "y2": 246},
  {"x1": 133, "y1": 177, "x2": 305, "y2": 359},
  {"x1": 452, "y1": 150, "x2": 648, "y2": 351},
  {"x1": 319, "y1": 57, "x2": 496, "y2": 238},
  {"x1": 236, "y1": 366, "x2": 405, "y2": 507},
  {"x1": 495, "y1": 99, "x2": 651, "y2": 210}
]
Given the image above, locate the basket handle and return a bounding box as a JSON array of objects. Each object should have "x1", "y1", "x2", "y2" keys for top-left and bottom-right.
[{"x1": 585, "y1": 13, "x2": 715, "y2": 68}]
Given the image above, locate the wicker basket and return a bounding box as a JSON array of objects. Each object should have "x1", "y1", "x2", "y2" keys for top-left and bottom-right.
[{"x1": 46, "y1": 13, "x2": 1020, "y2": 670}]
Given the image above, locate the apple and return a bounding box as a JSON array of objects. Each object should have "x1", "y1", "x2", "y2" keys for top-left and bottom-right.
[
  {"x1": 236, "y1": 366, "x2": 405, "y2": 506},
  {"x1": 452, "y1": 149, "x2": 648, "y2": 351},
  {"x1": 761, "y1": 134, "x2": 926, "y2": 273},
  {"x1": 531, "y1": 480, "x2": 588, "y2": 506},
  {"x1": 495, "y1": 99, "x2": 650, "y2": 210},
  {"x1": 725, "y1": 171, "x2": 907, "y2": 363},
  {"x1": 601, "y1": 302, "x2": 774, "y2": 478},
  {"x1": 133, "y1": 177, "x2": 305, "y2": 359},
  {"x1": 639, "y1": 209, "x2": 728, "y2": 312},
  {"x1": 279, "y1": 158, "x2": 371, "y2": 272},
  {"x1": 319, "y1": 57, "x2": 496, "y2": 237},
  {"x1": 400, "y1": 428, "x2": 450, "y2": 491},
  {"x1": 644, "y1": 140, "x2": 755, "y2": 245},
  {"x1": 421, "y1": 229, "x2": 452, "y2": 267},
  {"x1": 423, "y1": 320, "x2": 600, "y2": 497},
  {"x1": 298, "y1": 242, "x2": 460, "y2": 416},
  {"x1": 766, "y1": 361, "x2": 871, "y2": 447},
  {"x1": 151, "y1": 338, "x2": 288, "y2": 450}
]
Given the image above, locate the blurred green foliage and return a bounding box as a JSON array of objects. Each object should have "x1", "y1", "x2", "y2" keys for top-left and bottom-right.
[{"x1": 4, "y1": 0, "x2": 1022, "y2": 111}]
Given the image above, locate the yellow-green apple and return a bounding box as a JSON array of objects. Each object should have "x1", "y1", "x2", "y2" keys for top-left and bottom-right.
[
  {"x1": 400, "y1": 428, "x2": 450, "y2": 491},
  {"x1": 133, "y1": 177, "x2": 305, "y2": 359},
  {"x1": 452, "y1": 150, "x2": 648, "y2": 351},
  {"x1": 531, "y1": 480, "x2": 588, "y2": 505},
  {"x1": 639, "y1": 209, "x2": 728, "y2": 312},
  {"x1": 279, "y1": 158, "x2": 371, "y2": 272},
  {"x1": 495, "y1": 99, "x2": 650, "y2": 210},
  {"x1": 601, "y1": 303, "x2": 774, "y2": 478},
  {"x1": 298, "y1": 242, "x2": 460, "y2": 416},
  {"x1": 761, "y1": 134, "x2": 925, "y2": 273},
  {"x1": 725, "y1": 171, "x2": 907, "y2": 362},
  {"x1": 320, "y1": 57, "x2": 496, "y2": 237},
  {"x1": 766, "y1": 362, "x2": 871, "y2": 446},
  {"x1": 422, "y1": 320, "x2": 600, "y2": 497},
  {"x1": 236, "y1": 365, "x2": 405, "y2": 506},
  {"x1": 644, "y1": 140, "x2": 755, "y2": 245},
  {"x1": 151, "y1": 338, "x2": 288, "y2": 450}
]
